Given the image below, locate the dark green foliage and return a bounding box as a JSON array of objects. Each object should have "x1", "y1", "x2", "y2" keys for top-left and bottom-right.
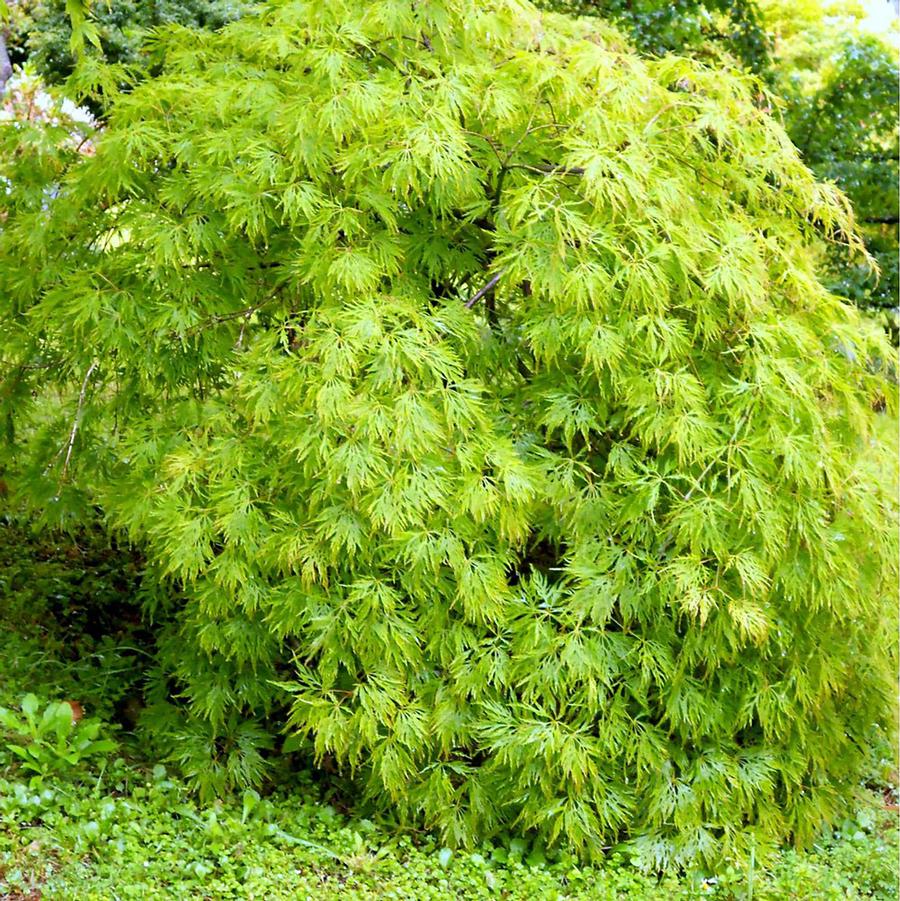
[
  {"x1": 0, "y1": 0, "x2": 897, "y2": 869},
  {"x1": 547, "y1": 0, "x2": 769, "y2": 72},
  {"x1": 0, "y1": 520, "x2": 150, "y2": 721},
  {"x1": 2, "y1": 1, "x2": 42, "y2": 71},
  {"x1": 8, "y1": 0, "x2": 251, "y2": 85}
]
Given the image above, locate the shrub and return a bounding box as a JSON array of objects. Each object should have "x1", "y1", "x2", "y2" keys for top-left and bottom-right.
[{"x1": 0, "y1": 0, "x2": 897, "y2": 867}]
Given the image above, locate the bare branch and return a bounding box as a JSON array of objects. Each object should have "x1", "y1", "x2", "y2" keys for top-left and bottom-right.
[
  {"x1": 235, "y1": 310, "x2": 253, "y2": 350},
  {"x1": 464, "y1": 269, "x2": 505, "y2": 309},
  {"x1": 185, "y1": 296, "x2": 278, "y2": 338},
  {"x1": 506, "y1": 162, "x2": 586, "y2": 176},
  {"x1": 60, "y1": 360, "x2": 99, "y2": 481}
]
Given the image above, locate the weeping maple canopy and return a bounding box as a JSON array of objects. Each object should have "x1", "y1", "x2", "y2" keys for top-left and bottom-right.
[{"x1": 1, "y1": 0, "x2": 897, "y2": 868}]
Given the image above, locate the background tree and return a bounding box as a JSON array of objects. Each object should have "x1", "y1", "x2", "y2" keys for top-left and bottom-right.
[
  {"x1": 549, "y1": 0, "x2": 770, "y2": 71},
  {"x1": 1, "y1": 0, "x2": 252, "y2": 89},
  {"x1": 0, "y1": 1, "x2": 40, "y2": 91},
  {"x1": 762, "y1": 0, "x2": 899, "y2": 335}
]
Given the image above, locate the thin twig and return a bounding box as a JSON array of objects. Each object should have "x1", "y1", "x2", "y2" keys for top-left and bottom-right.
[
  {"x1": 61, "y1": 360, "x2": 99, "y2": 480},
  {"x1": 185, "y1": 296, "x2": 277, "y2": 338},
  {"x1": 502, "y1": 110, "x2": 538, "y2": 172},
  {"x1": 643, "y1": 102, "x2": 674, "y2": 134},
  {"x1": 669, "y1": 153, "x2": 729, "y2": 192},
  {"x1": 506, "y1": 162, "x2": 586, "y2": 176},
  {"x1": 464, "y1": 270, "x2": 505, "y2": 308},
  {"x1": 681, "y1": 414, "x2": 747, "y2": 505},
  {"x1": 543, "y1": 97, "x2": 567, "y2": 136},
  {"x1": 235, "y1": 310, "x2": 253, "y2": 350},
  {"x1": 493, "y1": 110, "x2": 538, "y2": 206},
  {"x1": 463, "y1": 129, "x2": 506, "y2": 169},
  {"x1": 73, "y1": 132, "x2": 93, "y2": 155}
]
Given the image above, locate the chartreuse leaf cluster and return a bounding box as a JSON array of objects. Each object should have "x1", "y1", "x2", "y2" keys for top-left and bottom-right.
[{"x1": 0, "y1": 0, "x2": 897, "y2": 870}]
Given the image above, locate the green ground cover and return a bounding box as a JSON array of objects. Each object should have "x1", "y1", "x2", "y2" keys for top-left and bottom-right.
[{"x1": 1, "y1": 768, "x2": 896, "y2": 900}]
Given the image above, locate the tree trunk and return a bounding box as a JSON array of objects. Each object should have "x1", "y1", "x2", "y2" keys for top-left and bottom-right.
[{"x1": 0, "y1": 29, "x2": 12, "y2": 94}]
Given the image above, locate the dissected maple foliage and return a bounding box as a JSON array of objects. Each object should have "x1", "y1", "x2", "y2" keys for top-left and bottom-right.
[{"x1": 1, "y1": 0, "x2": 896, "y2": 868}]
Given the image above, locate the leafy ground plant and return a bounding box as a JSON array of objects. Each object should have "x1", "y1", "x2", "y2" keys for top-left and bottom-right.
[
  {"x1": 0, "y1": 694, "x2": 116, "y2": 783},
  {"x1": 0, "y1": 767, "x2": 897, "y2": 900}
]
